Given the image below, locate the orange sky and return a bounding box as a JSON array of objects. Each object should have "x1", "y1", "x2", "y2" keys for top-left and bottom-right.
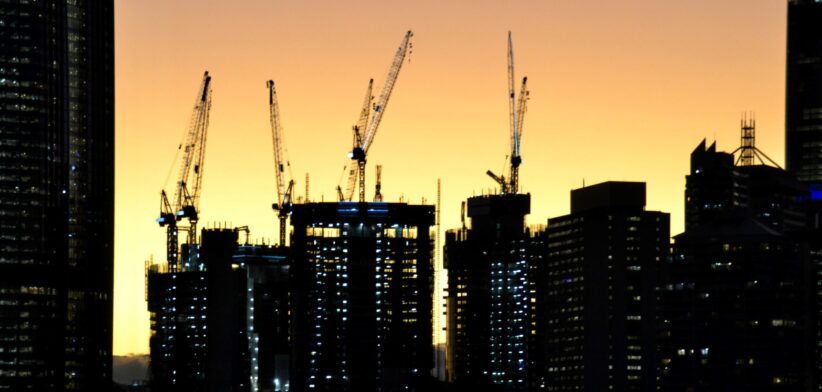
[{"x1": 114, "y1": 0, "x2": 788, "y2": 355}]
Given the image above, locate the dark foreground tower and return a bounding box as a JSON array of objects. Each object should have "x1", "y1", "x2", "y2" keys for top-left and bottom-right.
[{"x1": 0, "y1": 1, "x2": 114, "y2": 390}]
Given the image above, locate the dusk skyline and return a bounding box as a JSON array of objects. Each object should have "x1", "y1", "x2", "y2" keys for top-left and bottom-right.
[{"x1": 115, "y1": 0, "x2": 789, "y2": 356}]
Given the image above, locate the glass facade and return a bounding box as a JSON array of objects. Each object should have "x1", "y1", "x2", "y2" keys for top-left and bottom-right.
[
  {"x1": 0, "y1": 1, "x2": 113, "y2": 390},
  {"x1": 786, "y1": 0, "x2": 822, "y2": 184}
]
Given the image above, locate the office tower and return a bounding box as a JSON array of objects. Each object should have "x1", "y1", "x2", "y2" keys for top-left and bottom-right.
[
  {"x1": 526, "y1": 229, "x2": 548, "y2": 390},
  {"x1": 289, "y1": 202, "x2": 435, "y2": 391},
  {"x1": 686, "y1": 140, "x2": 806, "y2": 233},
  {"x1": 685, "y1": 140, "x2": 747, "y2": 230},
  {"x1": 445, "y1": 193, "x2": 532, "y2": 390},
  {"x1": 786, "y1": 4, "x2": 822, "y2": 386},
  {"x1": 147, "y1": 229, "x2": 289, "y2": 392},
  {"x1": 0, "y1": 1, "x2": 114, "y2": 390},
  {"x1": 542, "y1": 182, "x2": 668, "y2": 391},
  {"x1": 660, "y1": 218, "x2": 808, "y2": 390},
  {"x1": 786, "y1": 0, "x2": 822, "y2": 187},
  {"x1": 661, "y1": 139, "x2": 812, "y2": 390}
]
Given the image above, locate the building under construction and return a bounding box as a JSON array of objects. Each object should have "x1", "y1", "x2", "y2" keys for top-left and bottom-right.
[
  {"x1": 146, "y1": 28, "x2": 421, "y2": 392},
  {"x1": 445, "y1": 193, "x2": 534, "y2": 390},
  {"x1": 146, "y1": 228, "x2": 290, "y2": 392},
  {"x1": 288, "y1": 201, "x2": 435, "y2": 391},
  {"x1": 443, "y1": 31, "x2": 536, "y2": 391}
]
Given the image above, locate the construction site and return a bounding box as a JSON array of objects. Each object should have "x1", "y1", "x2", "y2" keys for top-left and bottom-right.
[
  {"x1": 143, "y1": 26, "x2": 538, "y2": 391},
  {"x1": 142, "y1": 23, "x2": 822, "y2": 392},
  {"x1": 145, "y1": 31, "x2": 446, "y2": 392}
]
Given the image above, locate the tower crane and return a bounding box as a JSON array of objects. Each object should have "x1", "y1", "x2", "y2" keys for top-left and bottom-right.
[
  {"x1": 157, "y1": 71, "x2": 213, "y2": 271},
  {"x1": 340, "y1": 79, "x2": 374, "y2": 201},
  {"x1": 268, "y1": 80, "x2": 295, "y2": 246},
  {"x1": 487, "y1": 32, "x2": 529, "y2": 195},
  {"x1": 343, "y1": 30, "x2": 413, "y2": 202}
]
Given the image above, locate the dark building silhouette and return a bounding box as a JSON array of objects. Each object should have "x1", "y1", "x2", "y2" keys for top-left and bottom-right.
[
  {"x1": 661, "y1": 219, "x2": 808, "y2": 390},
  {"x1": 786, "y1": 0, "x2": 822, "y2": 188},
  {"x1": 786, "y1": 3, "x2": 822, "y2": 387},
  {"x1": 0, "y1": 1, "x2": 114, "y2": 390},
  {"x1": 289, "y1": 202, "x2": 435, "y2": 391},
  {"x1": 235, "y1": 243, "x2": 291, "y2": 392},
  {"x1": 526, "y1": 229, "x2": 548, "y2": 390},
  {"x1": 661, "y1": 140, "x2": 813, "y2": 390},
  {"x1": 687, "y1": 139, "x2": 807, "y2": 233},
  {"x1": 147, "y1": 229, "x2": 289, "y2": 392},
  {"x1": 685, "y1": 140, "x2": 747, "y2": 230},
  {"x1": 444, "y1": 194, "x2": 532, "y2": 391},
  {"x1": 540, "y1": 182, "x2": 668, "y2": 391}
]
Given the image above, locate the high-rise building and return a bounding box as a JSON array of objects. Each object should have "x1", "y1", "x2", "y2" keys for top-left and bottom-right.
[
  {"x1": 685, "y1": 140, "x2": 747, "y2": 230},
  {"x1": 0, "y1": 1, "x2": 114, "y2": 390},
  {"x1": 235, "y1": 242, "x2": 291, "y2": 392},
  {"x1": 660, "y1": 219, "x2": 809, "y2": 390},
  {"x1": 289, "y1": 202, "x2": 435, "y2": 391},
  {"x1": 147, "y1": 229, "x2": 290, "y2": 392},
  {"x1": 526, "y1": 228, "x2": 548, "y2": 391},
  {"x1": 686, "y1": 139, "x2": 807, "y2": 233},
  {"x1": 786, "y1": 0, "x2": 822, "y2": 187},
  {"x1": 786, "y1": 3, "x2": 822, "y2": 387},
  {"x1": 445, "y1": 193, "x2": 532, "y2": 390},
  {"x1": 661, "y1": 139, "x2": 813, "y2": 390},
  {"x1": 541, "y1": 182, "x2": 668, "y2": 391}
]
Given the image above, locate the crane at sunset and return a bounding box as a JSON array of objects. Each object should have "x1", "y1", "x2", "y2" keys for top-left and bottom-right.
[
  {"x1": 487, "y1": 32, "x2": 529, "y2": 195},
  {"x1": 157, "y1": 71, "x2": 213, "y2": 271},
  {"x1": 343, "y1": 30, "x2": 414, "y2": 202}
]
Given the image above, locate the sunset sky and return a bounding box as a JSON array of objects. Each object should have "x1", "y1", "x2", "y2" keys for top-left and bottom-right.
[{"x1": 114, "y1": 0, "x2": 788, "y2": 355}]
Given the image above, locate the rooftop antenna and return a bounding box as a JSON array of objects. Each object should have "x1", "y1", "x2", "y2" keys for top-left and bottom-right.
[{"x1": 732, "y1": 112, "x2": 781, "y2": 168}]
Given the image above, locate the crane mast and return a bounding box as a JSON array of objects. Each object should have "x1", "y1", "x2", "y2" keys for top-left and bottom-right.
[
  {"x1": 345, "y1": 30, "x2": 413, "y2": 202},
  {"x1": 374, "y1": 165, "x2": 383, "y2": 202},
  {"x1": 158, "y1": 71, "x2": 213, "y2": 271},
  {"x1": 343, "y1": 79, "x2": 373, "y2": 201},
  {"x1": 510, "y1": 76, "x2": 528, "y2": 193},
  {"x1": 268, "y1": 80, "x2": 294, "y2": 246},
  {"x1": 487, "y1": 32, "x2": 529, "y2": 195}
]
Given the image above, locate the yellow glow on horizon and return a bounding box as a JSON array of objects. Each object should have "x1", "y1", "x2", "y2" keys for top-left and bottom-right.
[{"x1": 114, "y1": 0, "x2": 788, "y2": 355}]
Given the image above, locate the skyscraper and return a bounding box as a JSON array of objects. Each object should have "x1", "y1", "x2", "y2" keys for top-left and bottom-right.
[
  {"x1": 786, "y1": 0, "x2": 822, "y2": 187},
  {"x1": 541, "y1": 182, "x2": 668, "y2": 391},
  {"x1": 289, "y1": 201, "x2": 435, "y2": 391},
  {"x1": 661, "y1": 139, "x2": 812, "y2": 390},
  {"x1": 0, "y1": 2, "x2": 114, "y2": 390},
  {"x1": 445, "y1": 193, "x2": 532, "y2": 390},
  {"x1": 686, "y1": 139, "x2": 806, "y2": 233},
  {"x1": 685, "y1": 140, "x2": 747, "y2": 230},
  {"x1": 660, "y1": 219, "x2": 808, "y2": 390}
]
